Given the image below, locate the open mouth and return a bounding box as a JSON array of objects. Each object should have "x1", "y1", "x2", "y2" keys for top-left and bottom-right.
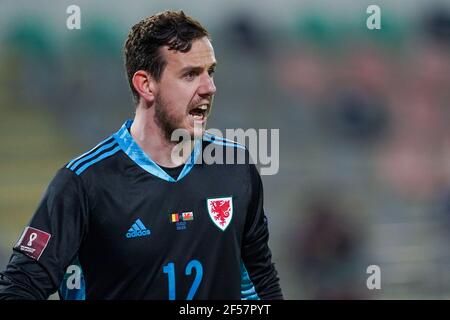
[{"x1": 188, "y1": 104, "x2": 209, "y2": 122}]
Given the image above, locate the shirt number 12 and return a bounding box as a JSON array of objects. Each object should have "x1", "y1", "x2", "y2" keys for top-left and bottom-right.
[{"x1": 163, "y1": 259, "x2": 203, "y2": 300}]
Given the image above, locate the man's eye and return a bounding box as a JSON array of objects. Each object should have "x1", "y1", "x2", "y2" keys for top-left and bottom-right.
[
  {"x1": 208, "y1": 69, "x2": 215, "y2": 76},
  {"x1": 185, "y1": 71, "x2": 198, "y2": 80}
]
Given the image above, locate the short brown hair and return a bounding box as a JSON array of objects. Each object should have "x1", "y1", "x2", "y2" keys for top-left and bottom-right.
[{"x1": 124, "y1": 10, "x2": 210, "y2": 103}]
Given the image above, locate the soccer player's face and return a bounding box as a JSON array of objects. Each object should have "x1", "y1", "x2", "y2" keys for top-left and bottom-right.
[{"x1": 154, "y1": 37, "x2": 217, "y2": 140}]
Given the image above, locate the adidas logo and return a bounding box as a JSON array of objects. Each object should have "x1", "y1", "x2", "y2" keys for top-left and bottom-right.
[{"x1": 126, "y1": 218, "x2": 151, "y2": 238}]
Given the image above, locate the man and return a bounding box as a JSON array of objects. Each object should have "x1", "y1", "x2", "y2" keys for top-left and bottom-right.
[{"x1": 0, "y1": 10, "x2": 282, "y2": 300}]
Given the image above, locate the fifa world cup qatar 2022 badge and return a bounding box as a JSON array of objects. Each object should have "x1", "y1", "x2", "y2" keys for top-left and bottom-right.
[
  {"x1": 14, "y1": 226, "x2": 51, "y2": 260},
  {"x1": 207, "y1": 197, "x2": 233, "y2": 231}
]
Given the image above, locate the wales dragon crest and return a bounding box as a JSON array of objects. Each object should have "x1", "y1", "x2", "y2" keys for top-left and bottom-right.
[{"x1": 207, "y1": 197, "x2": 233, "y2": 231}]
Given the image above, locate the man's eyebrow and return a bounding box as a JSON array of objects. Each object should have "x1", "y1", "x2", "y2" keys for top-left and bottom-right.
[{"x1": 179, "y1": 63, "x2": 217, "y2": 74}]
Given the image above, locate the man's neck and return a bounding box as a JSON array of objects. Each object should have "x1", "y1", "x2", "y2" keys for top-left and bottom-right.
[{"x1": 130, "y1": 108, "x2": 193, "y2": 168}]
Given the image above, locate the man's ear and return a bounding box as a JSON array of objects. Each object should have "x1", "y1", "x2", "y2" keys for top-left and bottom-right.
[{"x1": 132, "y1": 70, "x2": 157, "y2": 106}]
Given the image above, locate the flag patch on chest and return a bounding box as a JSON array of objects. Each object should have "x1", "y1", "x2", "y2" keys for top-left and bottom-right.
[{"x1": 170, "y1": 212, "x2": 194, "y2": 230}]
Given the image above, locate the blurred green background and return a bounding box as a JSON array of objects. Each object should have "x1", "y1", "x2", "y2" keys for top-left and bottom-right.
[{"x1": 1, "y1": 0, "x2": 450, "y2": 299}]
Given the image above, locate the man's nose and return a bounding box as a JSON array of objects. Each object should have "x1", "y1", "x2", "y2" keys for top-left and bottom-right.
[{"x1": 198, "y1": 74, "x2": 216, "y2": 96}]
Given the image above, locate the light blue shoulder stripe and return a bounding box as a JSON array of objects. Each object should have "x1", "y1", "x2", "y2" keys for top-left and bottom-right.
[
  {"x1": 75, "y1": 145, "x2": 121, "y2": 175},
  {"x1": 211, "y1": 140, "x2": 246, "y2": 150},
  {"x1": 240, "y1": 260, "x2": 260, "y2": 300},
  {"x1": 203, "y1": 133, "x2": 246, "y2": 150},
  {"x1": 204, "y1": 132, "x2": 245, "y2": 145},
  {"x1": 66, "y1": 136, "x2": 114, "y2": 169},
  {"x1": 68, "y1": 140, "x2": 117, "y2": 171}
]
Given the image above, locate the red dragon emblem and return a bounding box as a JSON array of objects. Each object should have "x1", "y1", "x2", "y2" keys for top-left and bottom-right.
[{"x1": 207, "y1": 197, "x2": 233, "y2": 231}]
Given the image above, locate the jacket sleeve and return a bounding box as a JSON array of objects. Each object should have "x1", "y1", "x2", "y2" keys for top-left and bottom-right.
[
  {"x1": 0, "y1": 168, "x2": 89, "y2": 300},
  {"x1": 241, "y1": 164, "x2": 283, "y2": 300}
]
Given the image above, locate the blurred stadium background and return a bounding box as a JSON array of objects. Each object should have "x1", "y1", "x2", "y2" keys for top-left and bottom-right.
[{"x1": 1, "y1": 0, "x2": 450, "y2": 299}]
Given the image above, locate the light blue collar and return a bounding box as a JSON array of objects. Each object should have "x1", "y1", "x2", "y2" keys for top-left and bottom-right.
[{"x1": 113, "y1": 120, "x2": 202, "y2": 182}]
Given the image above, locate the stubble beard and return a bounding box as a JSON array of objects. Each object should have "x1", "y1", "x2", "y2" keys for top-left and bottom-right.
[
  {"x1": 154, "y1": 94, "x2": 185, "y2": 143},
  {"x1": 154, "y1": 94, "x2": 207, "y2": 143}
]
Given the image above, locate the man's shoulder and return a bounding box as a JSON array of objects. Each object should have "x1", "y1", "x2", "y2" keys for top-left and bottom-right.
[
  {"x1": 201, "y1": 132, "x2": 253, "y2": 167},
  {"x1": 64, "y1": 135, "x2": 122, "y2": 176},
  {"x1": 202, "y1": 132, "x2": 247, "y2": 150}
]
